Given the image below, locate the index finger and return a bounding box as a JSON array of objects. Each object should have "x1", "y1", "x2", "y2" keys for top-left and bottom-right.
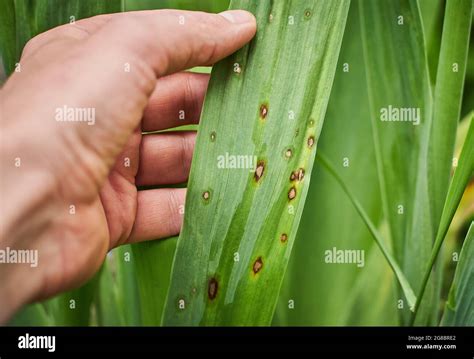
[{"x1": 85, "y1": 9, "x2": 256, "y2": 77}]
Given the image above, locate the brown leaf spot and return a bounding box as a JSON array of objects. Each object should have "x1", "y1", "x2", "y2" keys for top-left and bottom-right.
[
  {"x1": 254, "y1": 161, "x2": 265, "y2": 182},
  {"x1": 307, "y1": 136, "x2": 315, "y2": 148},
  {"x1": 253, "y1": 257, "x2": 263, "y2": 274},
  {"x1": 202, "y1": 191, "x2": 210, "y2": 201},
  {"x1": 297, "y1": 168, "x2": 305, "y2": 181},
  {"x1": 288, "y1": 187, "x2": 297, "y2": 200},
  {"x1": 208, "y1": 278, "x2": 218, "y2": 300},
  {"x1": 280, "y1": 233, "x2": 288, "y2": 243},
  {"x1": 260, "y1": 104, "x2": 268, "y2": 119},
  {"x1": 290, "y1": 168, "x2": 305, "y2": 182}
]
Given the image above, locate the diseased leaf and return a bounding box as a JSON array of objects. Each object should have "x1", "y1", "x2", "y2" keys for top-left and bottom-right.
[
  {"x1": 163, "y1": 0, "x2": 350, "y2": 325},
  {"x1": 275, "y1": 1, "x2": 393, "y2": 326}
]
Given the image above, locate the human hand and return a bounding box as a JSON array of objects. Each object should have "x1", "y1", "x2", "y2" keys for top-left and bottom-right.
[{"x1": 0, "y1": 9, "x2": 256, "y2": 323}]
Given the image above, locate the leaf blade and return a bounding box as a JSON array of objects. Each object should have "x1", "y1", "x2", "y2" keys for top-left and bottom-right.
[{"x1": 163, "y1": 0, "x2": 350, "y2": 326}]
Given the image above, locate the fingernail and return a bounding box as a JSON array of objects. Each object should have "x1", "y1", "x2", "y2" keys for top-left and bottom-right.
[{"x1": 219, "y1": 10, "x2": 255, "y2": 24}]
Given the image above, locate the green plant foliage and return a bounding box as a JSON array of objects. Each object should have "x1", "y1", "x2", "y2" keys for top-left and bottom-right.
[
  {"x1": 412, "y1": 115, "x2": 474, "y2": 324},
  {"x1": 52, "y1": 272, "x2": 100, "y2": 325},
  {"x1": 1, "y1": 0, "x2": 122, "y2": 77},
  {"x1": 133, "y1": 238, "x2": 177, "y2": 325},
  {"x1": 8, "y1": 304, "x2": 52, "y2": 326},
  {"x1": 124, "y1": 0, "x2": 229, "y2": 12},
  {"x1": 428, "y1": 0, "x2": 473, "y2": 233},
  {"x1": 360, "y1": 0, "x2": 438, "y2": 324},
  {"x1": 274, "y1": 1, "x2": 396, "y2": 326},
  {"x1": 316, "y1": 153, "x2": 417, "y2": 310},
  {"x1": 162, "y1": 0, "x2": 350, "y2": 326},
  {"x1": 95, "y1": 246, "x2": 142, "y2": 326},
  {"x1": 441, "y1": 222, "x2": 474, "y2": 325},
  {"x1": 0, "y1": 0, "x2": 16, "y2": 76}
]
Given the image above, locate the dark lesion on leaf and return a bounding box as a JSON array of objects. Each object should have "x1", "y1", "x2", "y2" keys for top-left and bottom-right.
[
  {"x1": 290, "y1": 168, "x2": 305, "y2": 182},
  {"x1": 254, "y1": 160, "x2": 265, "y2": 182},
  {"x1": 253, "y1": 256, "x2": 263, "y2": 274},
  {"x1": 208, "y1": 277, "x2": 218, "y2": 300},
  {"x1": 288, "y1": 186, "x2": 297, "y2": 200},
  {"x1": 210, "y1": 131, "x2": 216, "y2": 142},
  {"x1": 202, "y1": 190, "x2": 211, "y2": 202},
  {"x1": 259, "y1": 103, "x2": 268, "y2": 120},
  {"x1": 280, "y1": 233, "x2": 288, "y2": 243}
]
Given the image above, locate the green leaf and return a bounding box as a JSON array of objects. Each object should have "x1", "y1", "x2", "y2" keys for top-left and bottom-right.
[
  {"x1": 124, "y1": 0, "x2": 229, "y2": 12},
  {"x1": 274, "y1": 1, "x2": 393, "y2": 326},
  {"x1": 428, "y1": 0, "x2": 473, "y2": 232},
  {"x1": 419, "y1": 0, "x2": 445, "y2": 85},
  {"x1": 441, "y1": 221, "x2": 474, "y2": 325},
  {"x1": 359, "y1": 0, "x2": 437, "y2": 324},
  {"x1": 8, "y1": 303, "x2": 52, "y2": 326},
  {"x1": 412, "y1": 114, "x2": 474, "y2": 324},
  {"x1": 162, "y1": 0, "x2": 350, "y2": 326},
  {"x1": 53, "y1": 270, "x2": 101, "y2": 326},
  {"x1": 95, "y1": 246, "x2": 142, "y2": 326},
  {"x1": 115, "y1": 245, "x2": 141, "y2": 325},
  {"x1": 2, "y1": 0, "x2": 122, "y2": 77},
  {"x1": 132, "y1": 238, "x2": 177, "y2": 326},
  {"x1": 0, "y1": 0, "x2": 16, "y2": 77},
  {"x1": 316, "y1": 153, "x2": 416, "y2": 311}
]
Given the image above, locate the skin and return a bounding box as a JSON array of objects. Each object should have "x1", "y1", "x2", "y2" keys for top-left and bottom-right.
[{"x1": 0, "y1": 9, "x2": 256, "y2": 323}]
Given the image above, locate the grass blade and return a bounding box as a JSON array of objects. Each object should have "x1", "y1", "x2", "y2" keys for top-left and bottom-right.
[
  {"x1": 316, "y1": 153, "x2": 416, "y2": 310},
  {"x1": 441, "y1": 221, "x2": 474, "y2": 326},
  {"x1": 411, "y1": 115, "x2": 474, "y2": 324},
  {"x1": 0, "y1": 0, "x2": 16, "y2": 77},
  {"x1": 95, "y1": 246, "x2": 142, "y2": 326},
  {"x1": 115, "y1": 245, "x2": 141, "y2": 325},
  {"x1": 132, "y1": 238, "x2": 178, "y2": 326},
  {"x1": 163, "y1": 0, "x2": 350, "y2": 325},
  {"x1": 124, "y1": 0, "x2": 229, "y2": 12},
  {"x1": 8, "y1": 303, "x2": 52, "y2": 326},
  {"x1": 359, "y1": 0, "x2": 436, "y2": 324},
  {"x1": 428, "y1": 0, "x2": 473, "y2": 230},
  {"x1": 10, "y1": 0, "x2": 122, "y2": 76},
  {"x1": 53, "y1": 272, "x2": 100, "y2": 326}
]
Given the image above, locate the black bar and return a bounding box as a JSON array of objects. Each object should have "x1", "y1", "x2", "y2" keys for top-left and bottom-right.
[{"x1": 0, "y1": 327, "x2": 472, "y2": 356}]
